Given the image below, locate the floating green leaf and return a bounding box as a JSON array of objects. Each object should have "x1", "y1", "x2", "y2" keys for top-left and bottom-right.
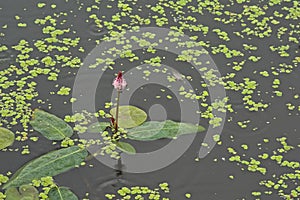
[
  {"x1": 87, "y1": 122, "x2": 110, "y2": 133},
  {"x1": 0, "y1": 127, "x2": 15, "y2": 150},
  {"x1": 30, "y1": 109, "x2": 73, "y2": 140},
  {"x1": 115, "y1": 141, "x2": 136, "y2": 154},
  {"x1": 5, "y1": 185, "x2": 39, "y2": 200},
  {"x1": 110, "y1": 105, "x2": 147, "y2": 128},
  {"x1": 2, "y1": 146, "x2": 88, "y2": 189},
  {"x1": 48, "y1": 187, "x2": 78, "y2": 200},
  {"x1": 127, "y1": 120, "x2": 205, "y2": 141}
]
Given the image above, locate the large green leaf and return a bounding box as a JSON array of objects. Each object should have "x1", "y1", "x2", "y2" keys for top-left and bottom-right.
[
  {"x1": 2, "y1": 146, "x2": 88, "y2": 189},
  {"x1": 87, "y1": 122, "x2": 110, "y2": 133},
  {"x1": 48, "y1": 187, "x2": 78, "y2": 200},
  {"x1": 30, "y1": 109, "x2": 73, "y2": 140},
  {"x1": 110, "y1": 105, "x2": 147, "y2": 128},
  {"x1": 5, "y1": 185, "x2": 39, "y2": 200},
  {"x1": 0, "y1": 127, "x2": 15, "y2": 150},
  {"x1": 127, "y1": 120, "x2": 206, "y2": 141},
  {"x1": 115, "y1": 141, "x2": 136, "y2": 154}
]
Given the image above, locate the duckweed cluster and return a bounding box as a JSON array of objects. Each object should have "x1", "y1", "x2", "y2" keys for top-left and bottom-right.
[
  {"x1": 31, "y1": 176, "x2": 57, "y2": 199},
  {"x1": 0, "y1": 174, "x2": 77, "y2": 200},
  {"x1": 105, "y1": 182, "x2": 171, "y2": 200},
  {"x1": 0, "y1": 173, "x2": 9, "y2": 199},
  {"x1": 63, "y1": 108, "x2": 127, "y2": 159},
  {"x1": 0, "y1": 9, "x2": 82, "y2": 140},
  {"x1": 227, "y1": 137, "x2": 300, "y2": 199}
]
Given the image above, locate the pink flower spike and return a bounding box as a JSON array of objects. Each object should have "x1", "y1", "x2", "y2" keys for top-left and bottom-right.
[{"x1": 113, "y1": 71, "x2": 127, "y2": 91}]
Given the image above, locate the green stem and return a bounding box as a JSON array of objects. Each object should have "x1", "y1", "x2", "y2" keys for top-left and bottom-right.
[{"x1": 115, "y1": 91, "x2": 120, "y2": 131}]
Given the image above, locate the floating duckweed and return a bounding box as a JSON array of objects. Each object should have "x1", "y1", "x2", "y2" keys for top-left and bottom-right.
[
  {"x1": 201, "y1": 142, "x2": 209, "y2": 148},
  {"x1": 0, "y1": 174, "x2": 9, "y2": 186},
  {"x1": 0, "y1": 0, "x2": 299, "y2": 199},
  {"x1": 105, "y1": 194, "x2": 116, "y2": 199},
  {"x1": 286, "y1": 103, "x2": 295, "y2": 111},
  {"x1": 30, "y1": 137, "x2": 39, "y2": 142},
  {"x1": 21, "y1": 145, "x2": 30, "y2": 155},
  {"x1": 37, "y1": 3, "x2": 46, "y2": 8},
  {"x1": 0, "y1": 192, "x2": 5, "y2": 199},
  {"x1": 259, "y1": 153, "x2": 269, "y2": 160},
  {"x1": 274, "y1": 91, "x2": 282, "y2": 97},
  {"x1": 260, "y1": 71, "x2": 269, "y2": 77},
  {"x1": 252, "y1": 191, "x2": 261, "y2": 197},
  {"x1": 17, "y1": 23, "x2": 27, "y2": 27},
  {"x1": 30, "y1": 176, "x2": 56, "y2": 199},
  {"x1": 74, "y1": 124, "x2": 88, "y2": 133},
  {"x1": 212, "y1": 28, "x2": 230, "y2": 41},
  {"x1": 263, "y1": 139, "x2": 269, "y2": 143},
  {"x1": 0, "y1": 45, "x2": 8, "y2": 52},
  {"x1": 227, "y1": 147, "x2": 237, "y2": 155},
  {"x1": 57, "y1": 86, "x2": 71, "y2": 95},
  {"x1": 241, "y1": 144, "x2": 248, "y2": 150},
  {"x1": 0, "y1": 11, "x2": 83, "y2": 133},
  {"x1": 60, "y1": 137, "x2": 75, "y2": 147},
  {"x1": 243, "y1": 43, "x2": 258, "y2": 51},
  {"x1": 185, "y1": 193, "x2": 191, "y2": 198},
  {"x1": 213, "y1": 134, "x2": 220, "y2": 142},
  {"x1": 228, "y1": 136, "x2": 299, "y2": 198},
  {"x1": 106, "y1": 182, "x2": 170, "y2": 199},
  {"x1": 105, "y1": 102, "x2": 113, "y2": 109},
  {"x1": 208, "y1": 117, "x2": 223, "y2": 128},
  {"x1": 237, "y1": 120, "x2": 250, "y2": 128},
  {"x1": 166, "y1": 95, "x2": 172, "y2": 99},
  {"x1": 228, "y1": 146, "x2": 267, "y2": 174},
  {"x1": 70, "y1": 97, "x2": 77, "y2": 103},
  {"x1": 248, "y1": 55, "x2": 261, "y2": 62}
]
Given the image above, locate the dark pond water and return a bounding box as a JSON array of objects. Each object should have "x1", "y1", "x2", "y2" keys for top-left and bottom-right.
[{"x1": 0, "y1": 0, "x2": 299, "y2": 199}]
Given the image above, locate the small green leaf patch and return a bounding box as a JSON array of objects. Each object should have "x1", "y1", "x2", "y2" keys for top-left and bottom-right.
[
  {"x1": 115, "y1": 141, "x2": 136, "y2": 154},
  {"x1": 127, "y1": 120, "x2": 205, "y2": 141},
  {"x1": 30, "y1": 109, "x2": 73, "y2": 141},
  {"x1": 3, "y1": 146, "x2": 88, "y2": 189},
  {"x1": 110, "y1": 105, "x2": 147, "y2": 128},
  {"x1": 5, "y1": 185, "x2": 39, "y2": 200},
  {"x1": 0, "y1": 127, "x2": 15, "y2": 150},
  {"x1": 48, "y1": 187, "x2": 78, "y2": 200}
]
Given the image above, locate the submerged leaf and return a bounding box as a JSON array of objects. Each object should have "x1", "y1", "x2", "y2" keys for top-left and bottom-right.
[
  {"x1": 127, "y1": 120, "x2": 205, "y2": 141},
  {"x1": 115, "y1": 141, "x2": 136, "y2": 154},
  {"x1": 48, "y1": 187, "x2": 78, "y2": 200},
  {"x1": 30, "y1": 109, "x2": 73, "y2": 140},
  {"x1": 0, "y1": 127, "x2": 15, "y2": 150},
  {"x1": 2, "y1": 146, "x2": 88, "y2": 189},
  {"x1": 87, "y1": 122, "x2": 110, "y2": 133},
  {"x1": 5, "y1": 185, "x2": 39, "y2": 200},
  {"x1": 110, "y1": 105, "x2": 147, "y2": 128}
]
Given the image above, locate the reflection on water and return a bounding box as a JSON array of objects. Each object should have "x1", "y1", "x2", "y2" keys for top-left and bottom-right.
[{"x1": 91, "y1": 158, "x2": 138, "y2": 199}]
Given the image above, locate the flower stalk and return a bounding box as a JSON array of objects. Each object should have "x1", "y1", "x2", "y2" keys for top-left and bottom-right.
[
  {"x1": 115, "y1": 91, "x2": 120, "y2": 131},
  {"x1": 112, "y1": 71, "x2": 127, "y2": 131}
]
